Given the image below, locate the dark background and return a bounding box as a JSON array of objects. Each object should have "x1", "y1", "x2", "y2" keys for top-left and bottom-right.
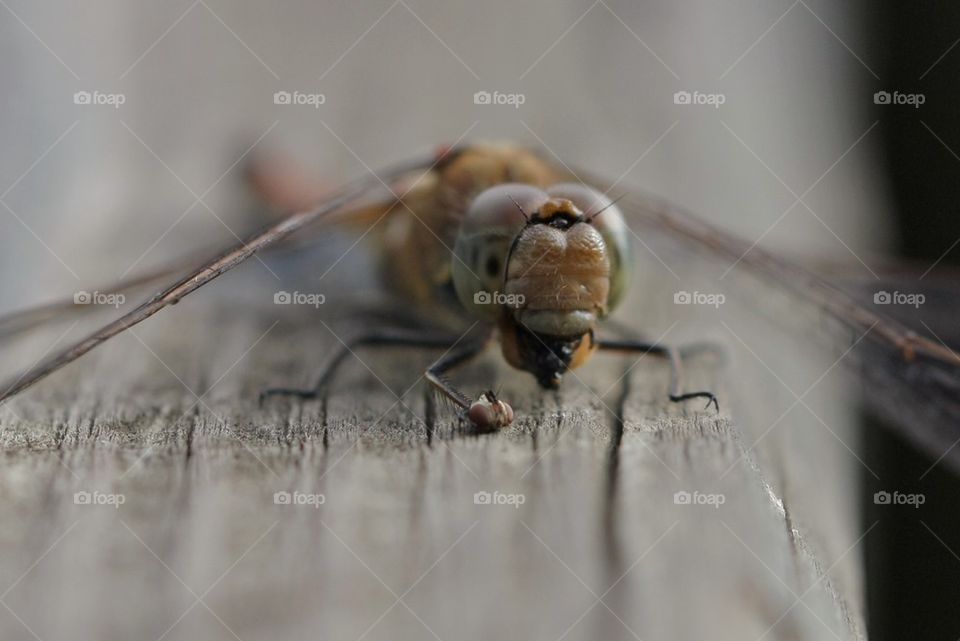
[{"x1": 866, "y1": 3, "x2": 960, "y2": 639}]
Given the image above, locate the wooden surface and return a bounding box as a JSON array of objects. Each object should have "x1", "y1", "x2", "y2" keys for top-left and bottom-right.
[{"x1": 0, "y1": 243, "x2": 868, "y2": 641}]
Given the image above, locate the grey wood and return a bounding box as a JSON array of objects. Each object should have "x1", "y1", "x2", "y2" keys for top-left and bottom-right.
[{"x1": 0, "y1": 253, "x2": 867, "y2": 641}]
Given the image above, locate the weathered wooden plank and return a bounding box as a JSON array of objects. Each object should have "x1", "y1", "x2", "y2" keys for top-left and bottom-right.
[{"x1": 0, "y1": 259, "x2": 866, "y2": 640}]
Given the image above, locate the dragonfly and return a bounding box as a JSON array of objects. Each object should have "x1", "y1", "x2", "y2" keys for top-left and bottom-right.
[{"x1": 0, "y1": 142, "x2": 958, "y2": 457}]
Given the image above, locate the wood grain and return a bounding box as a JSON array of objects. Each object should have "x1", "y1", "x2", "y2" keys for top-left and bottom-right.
[{"x1": 0, "y1": 257, "x2": 867, "y2": 640}]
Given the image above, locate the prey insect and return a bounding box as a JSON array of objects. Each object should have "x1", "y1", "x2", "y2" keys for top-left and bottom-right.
[{"x1": 1, "y1": 142, "x2": 960, "y2": 453}]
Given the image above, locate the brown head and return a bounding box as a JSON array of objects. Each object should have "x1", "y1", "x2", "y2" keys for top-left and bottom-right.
[{"x1": 452, "y1": 183, "x2": 631, "y2": 388}]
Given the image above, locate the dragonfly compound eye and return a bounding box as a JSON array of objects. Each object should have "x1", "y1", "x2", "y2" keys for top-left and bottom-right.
[{"x1": 452, "y1": 184, "x2": 548, "y2": 322}]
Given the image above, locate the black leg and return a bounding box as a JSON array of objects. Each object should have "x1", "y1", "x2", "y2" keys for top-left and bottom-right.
[
  {"x1": 597, "y1": 339, "x2": 721, "y2": 411},
  {"x1": 260, "y1": 327, "x2": 509, "y2": 429},
  {"x1": 259, "y1": 329, "x2": 466, "y2": 404}
]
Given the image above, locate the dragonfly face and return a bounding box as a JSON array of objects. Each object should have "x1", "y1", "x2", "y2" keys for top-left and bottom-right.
[{"x1": 452, "y1": 182, "x2": 632, "y2": 388}]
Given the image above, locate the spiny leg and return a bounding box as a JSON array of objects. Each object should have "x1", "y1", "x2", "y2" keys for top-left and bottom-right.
[
  {"x1": 259, "y1": 329, "x2": 464, "y2": 404},
  {"x1": 425, "y1": 345, "x2": 513, "y2": 430},
  {"x1": 597, "y1": 339, "x2": 721, "y2": 411}
]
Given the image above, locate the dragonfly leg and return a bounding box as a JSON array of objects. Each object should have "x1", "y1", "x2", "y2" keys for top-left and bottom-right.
[
  {"x1": 597, "y1": 339, "x2": 721, "y2": 411},
  {"x1": 425, "y1": 343, "x2": 513, "y2": 430},
  {"x1": 258, "y1": 329, "x2": 464, "y2": 404}
]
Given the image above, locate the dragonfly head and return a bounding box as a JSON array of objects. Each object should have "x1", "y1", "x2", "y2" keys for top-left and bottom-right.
[{"x1": 452, "y1": 183, "x2": 632, "y2": 387}]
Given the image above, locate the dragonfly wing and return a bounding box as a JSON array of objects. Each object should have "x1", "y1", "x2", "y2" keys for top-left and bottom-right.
[
  {"x1": 838, "y1": 272, "x2": 960, "y2": 461},
  {"x1": 574, "y1": 165, "x2": 960, "y2": 473},
  {"x1": 0, "y1": 256, "x2": 200, "y2": 346},
  {"x1": 0, "y1": 151, "x2": 441, "y2": 403}
]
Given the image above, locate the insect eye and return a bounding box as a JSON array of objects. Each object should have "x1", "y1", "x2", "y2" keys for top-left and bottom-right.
[{"x1": 451, "y1": 184, "x2": 549, "y2": 321}]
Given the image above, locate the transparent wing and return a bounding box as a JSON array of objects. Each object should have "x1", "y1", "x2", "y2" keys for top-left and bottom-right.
[
  {"x1": 576, "y1": 165, "x2": 960, "y2": 472},
  {"x1": 0, "y1": 151, "x2": 441, "y2": 403},
  {"x1": 0, "y1": 251, "x2": 216, "y2": 346}
]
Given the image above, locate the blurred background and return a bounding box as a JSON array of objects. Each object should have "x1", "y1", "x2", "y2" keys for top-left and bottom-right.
[{"x1": 0, "y1": 1, "x2": 956, "y2": 637}]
